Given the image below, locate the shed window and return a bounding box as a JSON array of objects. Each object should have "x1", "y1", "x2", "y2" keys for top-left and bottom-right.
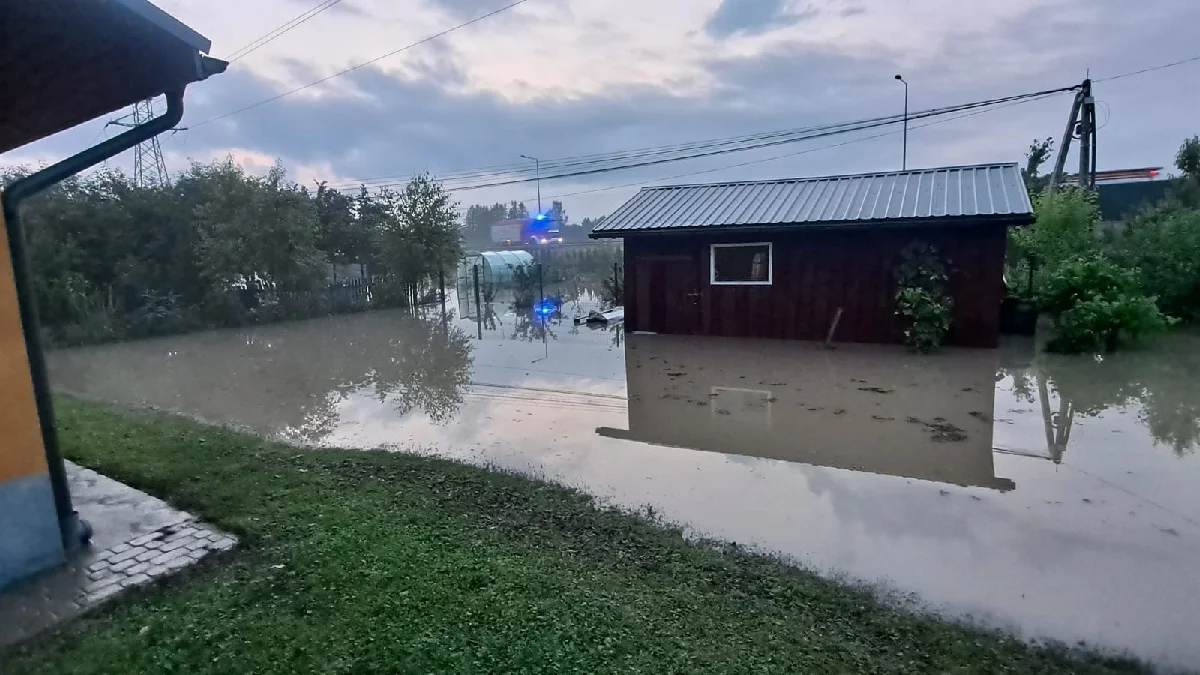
[{"x1": 710, "y1": 242, "x2": 772, "y2": 285}]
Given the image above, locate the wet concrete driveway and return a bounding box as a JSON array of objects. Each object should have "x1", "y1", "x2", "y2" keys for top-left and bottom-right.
[{"x1": 47, "y1": 307, "x2": 1200, "y2": 669}]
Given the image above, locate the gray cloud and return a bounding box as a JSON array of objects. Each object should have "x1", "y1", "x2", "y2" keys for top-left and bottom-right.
[
  {"x1": 704, "y1": 0, "x2": 818, "y2": 38},
  {"x1": 5, "y1": 0, "x2": 1198, "y2": 220}
]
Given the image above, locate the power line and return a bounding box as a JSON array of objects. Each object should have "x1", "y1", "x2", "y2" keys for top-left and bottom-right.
[
  {"x1": 1095, "y1": 54, "x2": 1200, "y2": 83},
  {"x1": 327, "y1": 114, "x2": 913, "y2": 190},
  {"x1": 192, "y1": 0, "x2": 532, "y2": 128},
  {"x1": 527, "y1": 90, "x2": 1072, "y2": 204},
  {"x1": 339, "y1": 86, "x2": 1077, "y2": 193},
  {"x1": 328, "y1": 52, "x2": 1200, "y2": 194},
  {"x1": 227, "y1": 0, "x2": 345, "y2": 63}
]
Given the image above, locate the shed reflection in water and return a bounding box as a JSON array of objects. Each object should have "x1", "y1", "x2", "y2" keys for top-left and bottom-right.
[
  {"x1": 601, "y1": 334, "x2": 1014, "y2": 491},
  {"x1": 45, "y1": 311, "x2": 1200, "y2": 668}
]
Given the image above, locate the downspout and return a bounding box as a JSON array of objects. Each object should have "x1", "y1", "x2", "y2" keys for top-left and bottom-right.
[{"x1": 0, "y1": 89, "x2": 185, "y2": 552}]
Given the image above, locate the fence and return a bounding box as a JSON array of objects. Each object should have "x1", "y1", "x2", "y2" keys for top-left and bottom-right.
[{"x1": 44, "y1": 274, "x2": 433, "y2": 347}]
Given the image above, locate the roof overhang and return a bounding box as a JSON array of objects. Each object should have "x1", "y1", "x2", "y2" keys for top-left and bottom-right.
[
  {"x1": 589, "y1": 213, "x2": 1035, "y2": 239},
  {"x1": 0, "y1": 0, "x2": 227, "y2": 155}
]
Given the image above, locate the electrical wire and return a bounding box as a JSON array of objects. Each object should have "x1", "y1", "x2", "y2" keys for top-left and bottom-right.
[
  {"x1": 523, "y1": 90, "x2": 1072, "y2": 203},
  {"x1": 191, "y1": 0, "x2": 532, "y2": 128},
  {"x1": 328, "y1": 52, "x2": 1200, "y2": 193},
  {"x1": 226, "y1": 0, "x2": 345, "y2": 63},
  {"x1": 1094, "y1": 54, "x2": 1200, "y2": 83},
  {"x1": 326, "y1": 114, "x2": 914, "y2": 190},
  {"x1": 339, "y1": 86, "x2": 1077, "y2": 193},
  {"x1": 1096, "y1": 100, "x2": 1111, "y2": 130}
]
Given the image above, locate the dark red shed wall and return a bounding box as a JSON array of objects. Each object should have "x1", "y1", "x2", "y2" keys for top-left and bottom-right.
[{"x1": 622, "y1": 224, "x2": 1008, "y2": 348}]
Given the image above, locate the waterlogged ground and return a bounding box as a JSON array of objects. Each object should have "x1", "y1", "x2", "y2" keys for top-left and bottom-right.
[{"x1": 48, "y1": 304, "x2": 1200, "y2": 669}]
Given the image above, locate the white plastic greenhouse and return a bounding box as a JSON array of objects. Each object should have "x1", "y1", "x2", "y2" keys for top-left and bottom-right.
[
  {"x1": 456, "y1": 250, "x2": 535, "y2": 318},
  {"x1": 458, "y1": 250, "x2": 534, "y2": 287}
]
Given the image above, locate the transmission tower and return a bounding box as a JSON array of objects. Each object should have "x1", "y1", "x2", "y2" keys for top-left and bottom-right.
[{"x1": 107, "y1": 99, "x2": 170, "y2": 187}]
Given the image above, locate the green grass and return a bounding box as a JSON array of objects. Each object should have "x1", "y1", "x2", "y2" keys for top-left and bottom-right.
[{"x1": 5, "y1": 399, "x2": 1146, "y2": 674}]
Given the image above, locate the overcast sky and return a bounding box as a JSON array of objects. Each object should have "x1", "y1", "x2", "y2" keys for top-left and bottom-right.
[{"x1": 5, "y1": 0, "x2": 1198, "y2": 218}]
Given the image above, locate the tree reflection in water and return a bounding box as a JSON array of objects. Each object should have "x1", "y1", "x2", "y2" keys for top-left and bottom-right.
[{"x1": 999, "y1": 333, "x2": 1200, "y2": 458}]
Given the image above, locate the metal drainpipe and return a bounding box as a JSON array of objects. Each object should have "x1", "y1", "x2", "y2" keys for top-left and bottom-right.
[{"x1": 0, "y1": 89, "x2": 186, "y2": 552}]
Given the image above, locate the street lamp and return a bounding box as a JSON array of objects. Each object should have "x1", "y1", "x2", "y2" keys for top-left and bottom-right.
[
  {"x1": 520, "y1": 154, "x2": 541, "y2": 215},
  {"x1": 894, "y1": 74, "x2": 908, "y2": 170}
]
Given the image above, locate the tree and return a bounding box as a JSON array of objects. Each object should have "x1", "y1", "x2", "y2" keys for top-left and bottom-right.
[
  {"x1": 1176, "y1": 135, "x2": 1200, "y2": 180},
  {"x1": 1169, "y1": 136, "x2": 1200, "y2": 209},
  {"x1": 311, "y1": 182, "x2": 366, "y2": 267},
  {"x1": 191, "y1": 160, "x2": 326, "y2": 303},
  {"x1": 462, "y1": 202, "x2": 508, "y2": 249},
  {"x1": 1021, "y1": 137, "x2": 1054, "y2": 194},
  {"x1": 506, "y1": 200, "x2": 527, "y2": 219},
  {"x1": 375, "y1": 173, "x2": 463, "y2": 308},
  {"x1": 549, "y1": 200, "x2": 568, "y2": 227}
]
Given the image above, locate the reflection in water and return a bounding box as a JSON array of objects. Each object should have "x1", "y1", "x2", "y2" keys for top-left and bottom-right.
[
  {"x1": 46, "y1": 315, "x2": 1200, "y2": 668},
  {"x1": 50, "y1": 311, "x2": 473, "y2": 445},
  {"x1": 600, "y1": 334, "x2": 1015, "y2": 490},
  {"x1": 999, "y1": 333, "x2": 1200, "y2": 458}
]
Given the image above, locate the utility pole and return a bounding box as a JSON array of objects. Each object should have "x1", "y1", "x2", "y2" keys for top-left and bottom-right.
[
  {"x1": 894, "y1": 75, "x2": 908, "y2": 171},
  {"x1": 1048, "y1": 79, "x2": 1096, "y2": 192},
  {"x1": 1077, "y1": 79, "x2": 1094, "y2": 190},
  {"x1": 520, "y1": 154, "x2": 541, "y2": 215},
  {"x1": 107, "y1": 99, "x2": 170, "y2": 187}
]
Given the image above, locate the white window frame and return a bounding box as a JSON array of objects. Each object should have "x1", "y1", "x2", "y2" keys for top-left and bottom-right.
[{"x1": 709, "y1": 241, "x2": 773, "y2": 286}]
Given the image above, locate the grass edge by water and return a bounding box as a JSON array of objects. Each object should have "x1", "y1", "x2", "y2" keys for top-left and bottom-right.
[{"x1": 4, "y1": 398, "x2": 1150, "y2": 674}]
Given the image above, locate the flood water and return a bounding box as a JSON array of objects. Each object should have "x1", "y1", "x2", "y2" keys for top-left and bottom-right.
[{"x1": 47, "y1": 302, "x2": 1200, "y2": 669}]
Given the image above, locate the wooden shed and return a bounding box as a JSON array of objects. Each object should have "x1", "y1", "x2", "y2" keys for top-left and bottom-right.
[{"x1": 589, "y1": 163, "x2": 1034, "y2": 348}]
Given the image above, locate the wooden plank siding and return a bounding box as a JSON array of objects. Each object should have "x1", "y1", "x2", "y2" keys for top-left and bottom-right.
[{"x1": 622, "y1": 224, "x2": 1008, "y2": 348}]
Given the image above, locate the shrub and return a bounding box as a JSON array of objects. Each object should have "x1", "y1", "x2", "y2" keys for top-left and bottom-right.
[
  {"x1": 600, "y1": 269, "x2": 623, "y2": 309},
  {"x1": 1113, "y1": 207, "x2": 1200, "y2": 320},
  {"x1": 893, "y1": 242, "x2": 952, "y2": 352},
  {"x1": 1039, "y1": 256, "x2": 1172, "y2": 353},
  {"x1": 510, "y1": 263, "x2": 538, "y2": 310},
  {"x1": 1009, "y1": 187, "x2": 1100, "y2": 299},
  {"x1": 895, "y1": 287, "x2": 951, "y2": 353}
]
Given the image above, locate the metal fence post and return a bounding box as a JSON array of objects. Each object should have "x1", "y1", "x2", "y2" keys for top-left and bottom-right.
[
  {"x1": 473, "y1": 264, "x2": 482, "y2": 340},
  {"x1": 613, "y1": 261, "x2": 620, "y2": 305},
  {"x1": 438, "y1": 268, "x2": 447, "y2": 332}
]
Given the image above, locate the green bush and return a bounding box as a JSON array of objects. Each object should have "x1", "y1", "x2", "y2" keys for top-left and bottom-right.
[
  {"x1": 895, "y1": 286, "x2": 951, "y2": 353},
  {"x1": 1039, "y1": 256, "x2": 1172, "y2": 353},
  {"x1": 893, "y1": 242, "x2": 952, "y2": 352},
  {"x1": 1009, "y1": 187, "x2": 1101, "y2": 300},
  {"x1": 509, "y1": 263, "x2": 537, "y2": 310},
  {"x1": 1112, "y1": 207, "x2": 1200, "y2": 320}
]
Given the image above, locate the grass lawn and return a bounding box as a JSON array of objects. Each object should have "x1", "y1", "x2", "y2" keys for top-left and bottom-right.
[{"x1": 4, "y1": 399, "x2": 1146, "y2": 674}]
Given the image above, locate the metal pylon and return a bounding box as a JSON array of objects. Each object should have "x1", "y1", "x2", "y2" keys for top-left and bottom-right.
[{"x1": 108, "y1": 99, "x2": 170, "y2": 186}]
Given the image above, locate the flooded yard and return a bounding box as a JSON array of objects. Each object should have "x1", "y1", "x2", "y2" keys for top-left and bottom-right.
[{"x1": 47, "y1": 305, "x2": 1200, "y2": 669}]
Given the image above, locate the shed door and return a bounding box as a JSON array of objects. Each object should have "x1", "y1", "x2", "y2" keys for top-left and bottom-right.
[{"x1": 637, "y1": 254, "x2": 701, "y2": 335}]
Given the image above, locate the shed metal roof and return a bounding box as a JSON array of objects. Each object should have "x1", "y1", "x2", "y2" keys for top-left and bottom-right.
[{"x1": 590, "y1": 163, "x2": 1033, "y2": 237}]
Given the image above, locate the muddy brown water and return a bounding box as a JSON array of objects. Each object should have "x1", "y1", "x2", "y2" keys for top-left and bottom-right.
[{"x1": 48, "y1": 306, "x2": 1200, "y2": 669}]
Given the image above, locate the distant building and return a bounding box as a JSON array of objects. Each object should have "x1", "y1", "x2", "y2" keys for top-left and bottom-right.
[
  {"x1": 590, "y1": 163, "x2": 1035, "y2": 348},
  {"x1": 1096, "y1": 180, "x2": 1173, "y2": 222}
]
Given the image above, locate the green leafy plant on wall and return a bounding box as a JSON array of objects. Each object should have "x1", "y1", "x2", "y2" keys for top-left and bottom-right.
[{"x1": 893, "y1": 242, "x2": 952, "y2": 353}]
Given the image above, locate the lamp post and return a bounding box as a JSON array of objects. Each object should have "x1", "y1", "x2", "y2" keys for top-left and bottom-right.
[
  {"x1": 520, "y1": 154, "x2": 541, "y2": 215},
  {"x1": 894, "y1": 74, "x2": 908, "y2": 170}
]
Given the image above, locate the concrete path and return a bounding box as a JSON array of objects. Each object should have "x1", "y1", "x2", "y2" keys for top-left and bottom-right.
[{"x1": 0, "y1": 462, "x2": 236, "y2": 648}]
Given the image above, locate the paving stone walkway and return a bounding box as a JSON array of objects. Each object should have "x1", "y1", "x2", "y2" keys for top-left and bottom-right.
[{"x1": 0, "y1": 463, "x2": 237, "y2": 648}]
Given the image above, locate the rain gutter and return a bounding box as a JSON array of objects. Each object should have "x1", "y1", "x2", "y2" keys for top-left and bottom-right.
[{"x1": 0, "y1": 89, "x2": 187, "y2": 552}]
